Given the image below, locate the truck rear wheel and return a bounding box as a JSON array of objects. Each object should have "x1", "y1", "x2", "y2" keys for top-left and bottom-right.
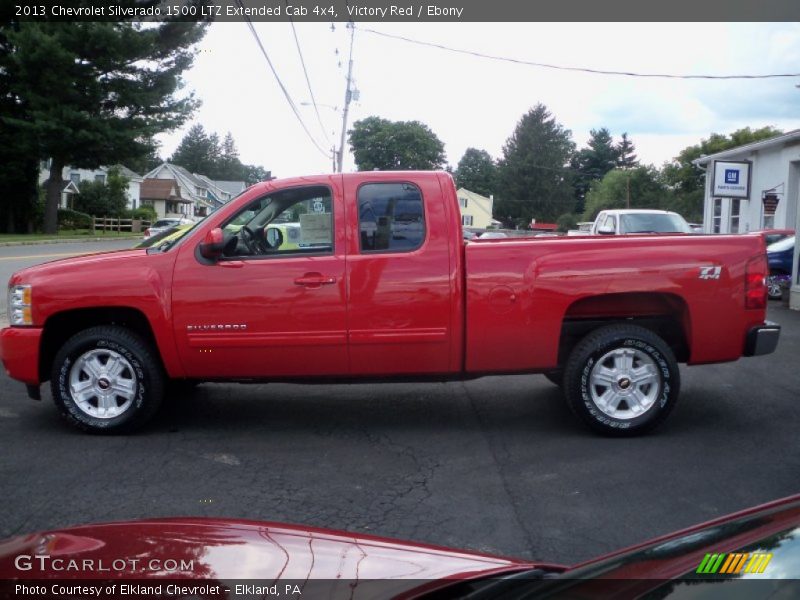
[
  {"x1": 50, "y1": 325, "x2": 164, "y2": 434},
  {"x1": 563, "y1": 324, "x2": 680, "y2": 436}
]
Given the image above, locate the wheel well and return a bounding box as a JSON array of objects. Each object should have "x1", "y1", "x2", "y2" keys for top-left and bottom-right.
[
  {"x1": 39, "y1": 307, "x2": 162, "y2": 382},
  {"x1": 557, "y1": 293, "x2": 691, "y2": 366}
]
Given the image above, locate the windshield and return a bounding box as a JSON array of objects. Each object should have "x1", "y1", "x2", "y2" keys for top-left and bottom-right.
[
  {"x1": 620, "y1": 213, "x2": 692, "y2": 234},
  {"x1": 768, "y1": 235, "x2": 795, "y2": 253}
]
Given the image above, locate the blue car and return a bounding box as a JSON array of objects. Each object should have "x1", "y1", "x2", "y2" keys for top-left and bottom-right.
[{"x1": 767, "y1": 235, "x2": 795, "y2": 299}]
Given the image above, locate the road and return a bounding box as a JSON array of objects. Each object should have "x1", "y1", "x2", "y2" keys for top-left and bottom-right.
[
  {"x1": 0, "y1": 239, "x2": 136, "y2": 315},
  {"x1": 1, "y1": 301, "x2": 798, "y2": 566}
]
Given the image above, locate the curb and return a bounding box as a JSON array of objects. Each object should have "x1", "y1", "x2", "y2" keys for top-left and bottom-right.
[{"x1": 0, "y1": 237, "x2": 140, "y2": 247}]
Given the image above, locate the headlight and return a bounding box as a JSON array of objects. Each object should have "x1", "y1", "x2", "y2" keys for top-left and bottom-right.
[{"x1": 7, "y1": 284, "x2": 33, "y2": 326}]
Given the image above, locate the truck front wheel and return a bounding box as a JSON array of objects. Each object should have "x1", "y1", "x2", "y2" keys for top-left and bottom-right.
[
  {"x1": 563, "y1": 324, "x2": 680, "y2": 436},
  {"x1": 50, "y1": 325, "x2": 164, "y2": 434}
]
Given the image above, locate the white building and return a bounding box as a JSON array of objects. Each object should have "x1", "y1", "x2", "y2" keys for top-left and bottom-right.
[
  {"x1": 456, "y1": 187, "x2": 499, "y2": 229},
  {"x1": 694, "y1": 129, "x2": 800, "y2": 309},
  {"x1": 38, "y1": 161, "x2": 142, "y2": 211},
  {"x1": 144, "y1": 163, "x2": 246, "y2": 217}
]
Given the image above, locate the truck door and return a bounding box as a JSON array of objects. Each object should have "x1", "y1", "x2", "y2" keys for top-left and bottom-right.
[
  {"x1": 171, "y1": 179, "x2": 349, "y2": 378},
  {"x1": 343, "y1": 175, "x2": 456, "y2": 375}
]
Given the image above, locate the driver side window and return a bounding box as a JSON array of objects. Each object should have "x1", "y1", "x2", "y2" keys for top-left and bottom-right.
[{"x1": 221, "y1": 185, "x2": 334, "y2": 259}]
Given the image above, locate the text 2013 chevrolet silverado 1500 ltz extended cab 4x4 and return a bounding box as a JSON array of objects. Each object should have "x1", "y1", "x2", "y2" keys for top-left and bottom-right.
[{"x1": 1, "y1": 171, "x2": 781, "y2": 435}]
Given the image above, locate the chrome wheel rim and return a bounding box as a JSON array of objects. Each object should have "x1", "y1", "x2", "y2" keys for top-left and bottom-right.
[
  {"x1": 766, "y1": 276, "x2": 782, "y2": 299},
  {"x1": 589, "y1": 348, "x2": 660, "y2": 420},
  {"x1": 68, "y1": 349, "x2": 138, "y2": 419}
]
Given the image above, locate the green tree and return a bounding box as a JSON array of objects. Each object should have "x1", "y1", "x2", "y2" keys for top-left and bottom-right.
[
  {"x1": 454, "y1": 148, "x2": 497, "y2": 197},
  {"x1": 0, "y1": 19, "x2": 39, "y2": 232},
  {"x1": 2, "y1": 19, "x2": 207, "y2": 233},
  {"x1": 348, "y1": 116, "x2": 446, "y2": 171},
  {"x1": 496, "y1": 104, "x2": 576, "y2": 226},
  {"x1": 242, "y1": 165, "x2": 272, "y2": 186},
  {"x1": 556, "y1": 212, "x2": 580, "y2": 232},
  {"x1": 215, "y1": 132, "x2": 243, "y2": 180},
  {"x1": 73, "y1": 167, "x2": 130, "y2": 217},
  {"x1": 170, "y1": 124, "x2": 219, "y2": 176},
  {"x1": 616, "y1": 132, "x2": 638, "y2": 169},
  {"x1": 570, "y1": 128, "x2": 620, "y2": 214},
  {"x1": 583, "y1": 166, "x2": 669, "y2": 221},
  {"x1": 661, "y1": 126, "x2": 781, "y2": 223}
]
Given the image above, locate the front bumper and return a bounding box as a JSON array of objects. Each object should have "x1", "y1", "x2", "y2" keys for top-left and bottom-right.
[
  {"x1": 0, "y1": 326, "x2": 42, "y2": 385},
  {"x1": 743, "y1": 321, "x2": 781, "y2": 357}
]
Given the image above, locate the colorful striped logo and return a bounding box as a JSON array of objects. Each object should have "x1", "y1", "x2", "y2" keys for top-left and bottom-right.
[{"x1": 696, "y1": 552, "x2": 773, "y2": 575}]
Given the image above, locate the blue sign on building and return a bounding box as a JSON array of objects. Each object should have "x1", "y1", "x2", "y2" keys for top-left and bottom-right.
[{"x1": 725, "y1": 169, "x2": 740, "y2": 184}]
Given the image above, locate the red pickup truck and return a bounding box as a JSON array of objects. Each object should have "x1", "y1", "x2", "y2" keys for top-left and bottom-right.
[{"x1": 1, "y1": 171, "x2": 780, "y2": 435}]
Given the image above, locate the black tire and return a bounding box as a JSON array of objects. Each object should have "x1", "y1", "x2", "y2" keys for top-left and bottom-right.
[
  {"x1": 543, "y1": 371, "x2": 563, "y2": 387},
  {"x1": 50, "y1": 325, "x2": 164, "y2": 434},
  {"x1": 563, "y1": 324, "x2": 680, "y2": 436}
]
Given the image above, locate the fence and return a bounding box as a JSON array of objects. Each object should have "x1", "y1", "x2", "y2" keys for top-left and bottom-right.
[{"x1": 92, "y1": 217, "x2": 152, "y2": 234}]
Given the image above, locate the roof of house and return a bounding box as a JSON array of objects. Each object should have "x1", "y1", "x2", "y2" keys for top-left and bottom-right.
[
  {"x1": 692, "y1": 129, "x2": 800, "y2": 166},
  {"x1": 213, "y1": 180, "x2": 247, "y2": 196},
  {"x1": 110, "y1": 165, "x2": 142, "y2": 180},
  {"x1": 170, "y1": 164, "x2": 207, "y2": 189},
  {"x1": 144, "y1": 163, "x2": 206, "y2": 190},
  {"x1": 140, "y1": 178, "x2": 183, "y2": 201}
]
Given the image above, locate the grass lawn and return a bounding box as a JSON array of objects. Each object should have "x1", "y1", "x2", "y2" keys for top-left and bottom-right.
[{"x1": 0, "y1": 229, "x2": 142, "y2": 243}]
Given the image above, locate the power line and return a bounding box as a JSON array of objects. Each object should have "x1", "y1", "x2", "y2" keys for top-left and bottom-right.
[
  {"x1": 284, "y1": 1, "x2": 333, "y2": 146},
  {"x1": 358, "y1": 27, "x2": 800, "y2": 80},
  {"x1": 236, "y1": 0, "x2": 331, "y2": 159}
]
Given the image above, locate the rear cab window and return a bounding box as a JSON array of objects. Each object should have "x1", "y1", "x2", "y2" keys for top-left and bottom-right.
[{"x1": 357, "y1": 182, "x2": 425, "y2": 253}]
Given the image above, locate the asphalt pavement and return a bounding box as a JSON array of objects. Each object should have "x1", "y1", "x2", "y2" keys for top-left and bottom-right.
[{"x1": 1, "y1": 302, "x2": 798, "y2": 566}]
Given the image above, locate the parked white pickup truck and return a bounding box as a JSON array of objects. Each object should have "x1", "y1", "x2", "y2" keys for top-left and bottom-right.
[{"x1": 590, "y1": 209, "x2": 693, "y2": 235}]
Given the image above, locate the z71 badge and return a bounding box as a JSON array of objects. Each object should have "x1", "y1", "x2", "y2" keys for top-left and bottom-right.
[{"x1": 699, "y1": 266, "x2": 722, "y2": 280}]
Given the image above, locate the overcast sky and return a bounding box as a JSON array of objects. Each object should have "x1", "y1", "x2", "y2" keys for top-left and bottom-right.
[{"x1": 155, "y1": 22, "x2": 800, "y2": 178}]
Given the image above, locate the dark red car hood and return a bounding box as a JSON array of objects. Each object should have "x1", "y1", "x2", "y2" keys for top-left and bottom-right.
[{"x1": 0, "y1": 518, "x2": 550, "y2": 583}]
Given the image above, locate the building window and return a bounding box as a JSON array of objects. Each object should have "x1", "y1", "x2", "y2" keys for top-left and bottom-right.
[
  {"x1": 70, "y1": 173, "x2": 81, "y2": 184},
  {"x1": 141, "y1": 199, "x2": 154, "y2": 207},
  {"x1": 94, "y1": 174, "x2": 106, "y2": 184},
  {"x1": 462, "y1": 215, "x2": 473, "y2": 226},
  {"x1": 712, "y1": 199, "x2": 722, "y2": 233},
  {"x1": 459, "y1": 197, "x2": 468, "y2": 208},
  {"x1": 729, "y1": 198, "x2": 741, "y2": 233}
]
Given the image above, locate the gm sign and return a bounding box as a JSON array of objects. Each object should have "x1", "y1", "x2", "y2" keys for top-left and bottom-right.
[{"x1": 713, "y1": 161, "x2": 751, "y2": 198}]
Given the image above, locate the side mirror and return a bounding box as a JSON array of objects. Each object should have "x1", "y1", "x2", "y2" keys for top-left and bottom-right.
[
  {"x1": 597, "y1": 224, "x2": 615, "y2": 235},
  {"x1": 266, "y1": 227, "x2": 284, "y2": 249},
  {"x1": 199, "y1": 227, "x2": 225, "y2": 260}
]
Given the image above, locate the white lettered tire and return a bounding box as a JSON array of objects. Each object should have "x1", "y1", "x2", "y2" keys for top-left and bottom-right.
[
  {"x1": 563, "y1": 324, "x2": 680, "y2": 436},
  {"x1": 50, "y1": 326, "x2": 164, "y2": 434}
]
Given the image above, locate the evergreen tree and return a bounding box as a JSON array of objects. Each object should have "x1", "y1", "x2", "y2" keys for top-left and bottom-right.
[
  {"x1": 170, "y1": 124, "x2": 219, "y2": 176},
  {"x1": 616, "y1": 132, "x2": 638, "y2": 169},
  {"x1": 2, "y1": 19, "x2": 207, "y2": 233},
  {"x1": 496, "y1": 104, "x2": 576, "y2": 226},
  {"x1": 570, "y1": 128, "x2": 619, "y2": 214},
  {"x1": 455, "y1": 148, "x2": 497, "y2": 197},
  {"x1": 216, "y1": 132, "x2": 245, "y2": 180}
]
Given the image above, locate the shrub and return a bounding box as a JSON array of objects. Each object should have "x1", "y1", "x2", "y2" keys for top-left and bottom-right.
[
  {"x1": 57, "y1": 208, "x2": 93, "y2": 229},
  {"x1": 130, "y1": 206, "x2": 157, "y2": 222}
]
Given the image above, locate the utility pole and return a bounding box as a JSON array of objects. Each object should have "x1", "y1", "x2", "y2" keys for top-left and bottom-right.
[{"x1": 336, "y1": 22, "x2": 355, "y2": 173}]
